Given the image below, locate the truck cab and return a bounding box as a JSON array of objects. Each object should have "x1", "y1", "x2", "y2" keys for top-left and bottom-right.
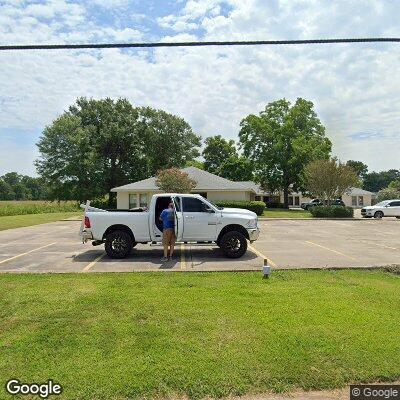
[{"x1": 81, "y1": 193, "x2": 260, "y2": 259}]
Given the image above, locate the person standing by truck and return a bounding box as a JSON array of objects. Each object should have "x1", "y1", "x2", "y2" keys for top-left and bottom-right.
[{"x1": 159, "y1": 201, "x2": 176, "y2": 261}]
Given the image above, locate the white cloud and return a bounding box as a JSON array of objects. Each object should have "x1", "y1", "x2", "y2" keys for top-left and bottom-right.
[{"x1": 1, "y1": 0, "x2": 400, "y2": 176}]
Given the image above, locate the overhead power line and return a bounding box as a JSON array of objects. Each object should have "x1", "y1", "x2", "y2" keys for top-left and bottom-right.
[{"x1": 0, "y1": 37, "x2": 400, "y2": 51}]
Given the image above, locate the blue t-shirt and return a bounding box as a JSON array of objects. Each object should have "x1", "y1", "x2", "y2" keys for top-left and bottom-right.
[{"x1": 160, "y1": 209, "x2": 175, "y2": 230}]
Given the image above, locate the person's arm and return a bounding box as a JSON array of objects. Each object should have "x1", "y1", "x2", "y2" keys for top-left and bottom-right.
[{"x1": 159, "y1": 210, "x2": 164, "y2": 222}]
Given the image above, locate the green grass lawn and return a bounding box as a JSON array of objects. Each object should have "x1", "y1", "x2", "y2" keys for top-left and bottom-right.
[
  {"x1": 262, "y1": 208, "x2": 312, "y2": 218},
  {"x1": 0, "y1": 270, "x2": 399, "y2": 399},
  {"x1": 0, "y1": 212, "x2": 81, "y2": 231}
]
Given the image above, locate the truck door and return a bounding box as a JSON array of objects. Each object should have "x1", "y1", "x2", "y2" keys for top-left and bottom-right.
[
  {"x1": 172, "y1": 196, "x2": 184, "y2": 241},
  {"x1": 181, "y1": 197, "x2": 218, "y2": 241}
]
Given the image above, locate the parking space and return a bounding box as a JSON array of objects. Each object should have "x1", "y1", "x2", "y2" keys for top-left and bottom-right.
[{"x1": 0, "y1": 217, "x2": 399, "y2": 273}]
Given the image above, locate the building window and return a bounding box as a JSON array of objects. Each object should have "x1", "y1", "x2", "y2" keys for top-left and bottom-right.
[
  {"x1": 255, "y1": 195, "x2": 261, "y2": 201},
  {"x1": 129, "y1": 194, "x2": 138, "y2": 209},
  {"x1": 352, "y1": 196, "x2": 357, "y2": 206},
  {"x1": 358, "y1": 196, "x2": 364, "y2": 206},
  {"x1": 139, "y1": 193, "x2": 148, "y2": 208}
]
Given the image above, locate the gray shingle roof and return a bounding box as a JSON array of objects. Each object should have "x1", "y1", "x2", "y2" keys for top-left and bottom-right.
[
  {"x1": 347, "y1": 187, "x2": 376, "y2": 196},
  {"x1": 111, "y1": 167, "x2": 255, "y2": 192}
]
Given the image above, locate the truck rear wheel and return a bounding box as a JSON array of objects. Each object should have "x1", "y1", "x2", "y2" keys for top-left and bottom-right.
[
  {"x1": 105, "y1": 230, "x2": 133, "y2": 259},
  {"x1": 220, "y1": 231, "x2": 247, "y2": 258}
]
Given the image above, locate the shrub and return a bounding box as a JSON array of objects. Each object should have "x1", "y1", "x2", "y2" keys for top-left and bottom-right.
[
  {"x1": 309, "y1": 205, "x2": 354, "y2": 218},
  {"x1": 214, "y1": 200, "x2": 266, "y2": 216}
]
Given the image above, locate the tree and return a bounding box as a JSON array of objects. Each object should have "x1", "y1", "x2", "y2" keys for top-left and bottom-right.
[
  {"x1": 346, "y1": 160, "x2": 368, "y2": 180},
  {"x1": 155, "y1": 168, "x2": 196, "y2": 193},
  {"x1": 136, "y1": 107, "x2": 201, "y2": 175},
  {"x1": 304, "y1": 158, "x2": 359, "y2": 203},
  {"x1": 0, "y1": 180, "x2": 15, "y2": 200},
  {"x1": 377, "y1": 187, "x2": 400, "y2": 201},
  {"x1": 185, "y1": 160, "x2": 204, "y2": 169},
  {"x1": 239, "y1": 98, "x2": 332, "y2": 208},
  {"x1": 202, "y1": 135, "x2": 237, "y2": 174},
  {"x1": 388, "y1": 180, "x2": 400, "y2": 190},
  {"x1": 36, "y1": 98, "x2": 201, "y2": 204},
  {"x1": 0, "y1": 172, "x2": 48, "y2": 200},
  {"x1": 217, "y1": 156, "x2": 254, "y2": 181},
  {"x1": 363, "y1": 169, "x2": 400, "y2": 192}
]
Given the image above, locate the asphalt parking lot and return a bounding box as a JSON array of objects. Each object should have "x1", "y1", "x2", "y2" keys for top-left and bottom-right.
[{"x1": 0, "y1": 217, "x2": 399, "y2": 273}]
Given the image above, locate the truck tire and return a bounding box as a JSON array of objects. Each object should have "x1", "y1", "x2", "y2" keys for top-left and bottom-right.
[
  {"x1": 105, "y1": 230, "x2": 133, "y2": 259},
  {"x1": 220, "y1": 231, "x2": 247, "y2": 259}
]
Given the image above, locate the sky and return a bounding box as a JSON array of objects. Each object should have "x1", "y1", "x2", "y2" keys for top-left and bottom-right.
[{"x1": 0, "y1": 0, "x2": 400, "y2": 176}]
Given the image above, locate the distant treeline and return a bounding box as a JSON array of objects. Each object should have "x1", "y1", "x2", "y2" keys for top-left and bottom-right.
[{"x1": 0, "y1": 172, "x2": 48, "y2": 200}]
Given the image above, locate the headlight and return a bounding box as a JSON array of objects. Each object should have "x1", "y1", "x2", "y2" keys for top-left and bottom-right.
[{"x1": 247, "y1": 218, "x2": 258, "y2": 229}]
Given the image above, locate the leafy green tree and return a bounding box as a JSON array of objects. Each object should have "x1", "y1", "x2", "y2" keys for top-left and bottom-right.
[
  {"x1": 137, "y1": 107, "x2": 201, "y2": 175},
  {"x1": 0, "y1": 180, "x2": 15, "y2": 200},
  {"x1": 202, "y1": 135, "x2": 237, "y2": 174},
  {"x1": 388, "y1": 180, "x2": 400, "y2": 190},
  {"x1": 305, "y1": 158, "x2": 359, "y2": 203},
  {"x1": 217, "y1": 156, "x2": 253, "y2": 181},
  {"x1": 185, "y1": 160, "x2": 204, "y2": 169},
  {"x1": 155, "y1": 168, "x2": 197, "y2": 193},
  {"x1": 239, "y1": 98, "x2": 331, "y2": 208},
  {"x1": 36, "y1": 98, "x2": 201, "y2": 205},
  {"x1": 346, "y1": 160, "x2": 368, "y2": 180},
  {"x1": 363, "y1": 170, "x2": 400, "y2": 192},
  {"x1": 0, "y1": 172, "x2": 48, "y2": 200},
  {"x1": 377, "y1": 187, "x2": 400, "y2": 201}
]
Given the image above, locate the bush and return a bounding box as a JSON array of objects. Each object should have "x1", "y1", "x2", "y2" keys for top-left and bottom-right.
[
  {"x1": 214, "y1": 200, "x2": 266, "y2": 216},
  {"x1": 0, "y1": 201, "x2": 79, "y2": 216},
  {"x1": 309, "y1": 205, "x2": 354, "y2": 218}
]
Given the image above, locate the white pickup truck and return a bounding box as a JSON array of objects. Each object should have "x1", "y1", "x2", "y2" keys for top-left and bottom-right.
[{"x1": 80, "y1": 193, "x2": 260, "y2": 259}]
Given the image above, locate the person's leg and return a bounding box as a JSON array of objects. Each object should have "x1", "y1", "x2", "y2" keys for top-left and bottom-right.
[
  {"x1": 162, "y1": 231, "x2": 168, "y2": 260},
  {"x1": 169, "y1": 231, "x2": 176, "y2": 258}
]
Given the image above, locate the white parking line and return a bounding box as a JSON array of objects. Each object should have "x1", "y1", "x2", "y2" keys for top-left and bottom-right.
[
  {"x1": 304, "y1": 240, "x2": 358, "y2": 261},
  {"x1": 180, "y1": 244, "x2": 186, "y2": 270},
  {"x1": 248, "y1": 244, "x2": 278, "y2": 268},
  {"x1": 82, "y1": 253, "x2": 105, "y2": 272},
  {"x1": 0, "y1": 242, "x2": 56, "y2": 264}
]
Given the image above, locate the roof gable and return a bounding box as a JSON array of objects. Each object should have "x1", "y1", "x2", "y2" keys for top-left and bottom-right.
[{"x1": 111, "y1": 167, "x2": 255, "y2": 192}]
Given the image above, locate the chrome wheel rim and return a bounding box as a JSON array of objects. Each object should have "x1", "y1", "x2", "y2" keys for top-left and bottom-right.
[
  {"x1": 111, "y1": 237, "x2": 128, "y2": 253},
  {"x1": 226, "y1": 237, "x2": 241, "y2": 252}
]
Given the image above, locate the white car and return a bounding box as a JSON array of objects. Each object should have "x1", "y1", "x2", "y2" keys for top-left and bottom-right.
[
  {"x1": 361, "y1": 200, "x2": 400, "y2": 219},
  {"x1": 80, "y1": 193, "x2": 260, "y2": 259}
]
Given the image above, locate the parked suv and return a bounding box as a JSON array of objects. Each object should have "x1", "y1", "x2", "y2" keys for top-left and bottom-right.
[{"x1": 361, "y1": 200, "x2": 400, "y2": 219}]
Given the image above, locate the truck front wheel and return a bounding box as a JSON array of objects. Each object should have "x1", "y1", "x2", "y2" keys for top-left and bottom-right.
[
  {"x1": 105, "y1": 230, "x2": 133, "y2": 259},
  {"x1": 220, "y1": 231, "x2": 247, "y2": 258}
]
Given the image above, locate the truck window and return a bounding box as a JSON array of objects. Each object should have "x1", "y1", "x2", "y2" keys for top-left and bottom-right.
[{"x1": 182, "y1": 197, "x2": 206, "y2": 212}]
